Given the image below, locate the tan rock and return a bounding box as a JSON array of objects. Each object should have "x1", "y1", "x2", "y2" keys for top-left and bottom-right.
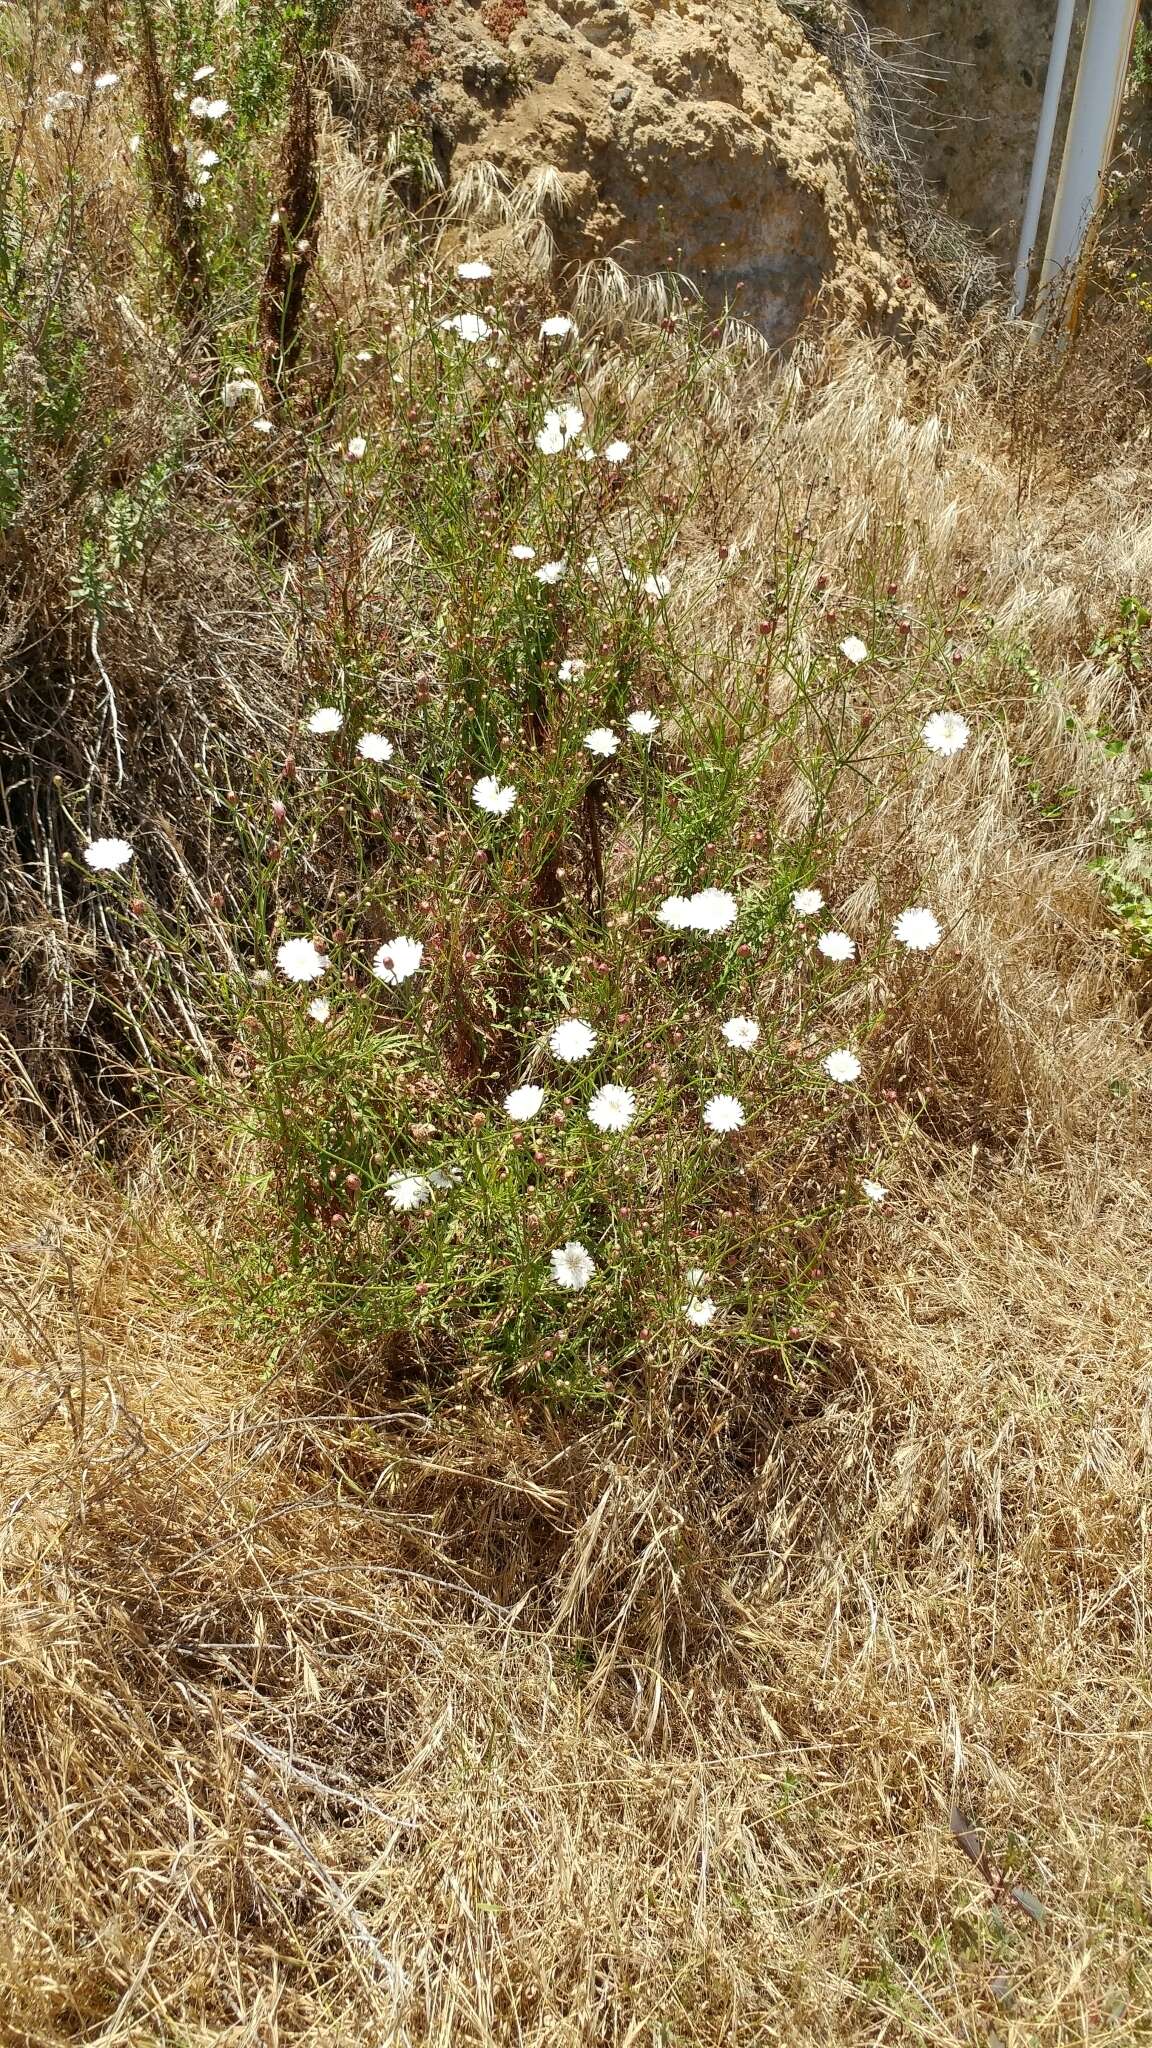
[{"x1": 415, "y1": 0, "x2": 933, "y2": 341}]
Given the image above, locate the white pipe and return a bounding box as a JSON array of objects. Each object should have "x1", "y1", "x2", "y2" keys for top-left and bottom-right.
[
  {"x1": 1035, "y1": 0, "x2": 1140, "y2": 332},
  {"x1": 1011, "y1": 0, "x2": 1078, "y2": 317}
]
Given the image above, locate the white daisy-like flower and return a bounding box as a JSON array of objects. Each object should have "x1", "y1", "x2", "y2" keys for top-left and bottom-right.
[
  {"x1": 189, "y1": 95, "x2": 210, "y2": 116},
  {"x1": 558, "y1": 657, "x2": 585, "y2": 682},
  {"x1": 893, "y1": 906, "x2": 942, "y2": 952},
  {"x1": 83, "y1": 836, "x2": 133, "y2": 872},
  {"x1": 685, "y1": 1266, "x2": 707, "y2": 1288},
  {"x1": 657, "y1": 895, "x2": 695, "y2": 930},
  {"x1": 69, "y1": 58, "x2": 84, "y2": 74},
  {"x1": 504, "y1": 1083, "x2": 545, "y2": 1122},
  {"x1": 583, "y1": 726, "x2": 619, "y2": 758},
  {"x1": 357, "y1": 731, "x2": 394, "y2": 762},
  {"x1": 203, "y1": 97, "x2": 230, "y2": 119},
  {"x1": 817, "y1": 930, "x2": 856, "y2": 962},
  {"x1": 551, "y1": 1239, "x2": 594, "y2": 1290},
  {"x1": 839, "y1": 635, "x2": 869, "y2": 664},
  {"x1": 94, "y1": 70, "x2": 119, "y2": 90},
  {"x1": 386, "y1": 1171, "x2": 432, "y2": 1212},
  {"x1": 703, "y1": 1094, "x2": 745, "y2": 1135},
  {"x1": 587, "y1": 1083, "x2": 636, "y2": 1134},
  {"x1": 642, "y1": 573, "x2": 671, "y2": 599},
  {"x1": 627, "y1": 709, "x2": 659, "y2": 737},
  {"x1": 307, "y1": 706, "x2": 342, "y2": 735},
  {"x1": 346, "y1": 434, "x2": 367, "y2": 459},
  {"x1": 535, "y1": 404, "x2": 584, "y2": 455},
  {"x1": 252, "y1": 417, "x2": 274, "y2": 434},
  {"x1": 473, "y1": 774, "x2": 517, "y2": 817},
  {"x1": 659, "y1": 888, "x2": 738, "y2": 935},
  {"x1": 602, "y1": 439, "x2": 631, "y2": 464},
  {"x1": 440, "y1": 312, "x2": 491, "y2": 343},
  {"x1": 457, "y1": 259, "x2": 493, "y2": 280},
  {"x1": 685, "y1": 1295, "x2": 717, "y2": 1329},
  {"x1": 549, "y1": 1017, "x2": 597, "y2": 1063},
  {"x1": 540, "y1": 314, "x2": 576, "y2": 340},
  {"x1": 372, "y1": 936, "x2": 424, "y2": 985},
  {"x1": 921, "y1": 709, "x2": 971, "y2": 757},
  {"x1": 276, "y1": 937, "x2": 327, "y2": 983},
  {"x1": 722, "y1": 1015, "x2": 759, "y2": 1051},
  {"x1": 823, "y1": 1049, "x2": 861, "y2": 1085},
  {"x1": 792, "y1": 887, "x2": 824, "y2": 915},
  {"x1": 355, "y1": 348, "x2": 373, "y2": 362},
  {"x1": 192, "y1": 64, "x2": 215, "y2": 81},
  {"x1": 535, "y1": 559, "x2": 567, "y2": 586},
  {"x1": 308, "y1": 997, "x2": 331, "y2": 1023},
  {"x1": 221, "y1": 374, "x2": 260, "y2": 407},
  {"x1": 861, "y1": 1178, "x2": 886, "y2": 1204},
  {"x1": 582, "y1": 553, "x2": 601, "y2": 577},
  {"x1": 510, "y1": 544, "x2": 536, "y2": 561},
  {"x1": 197, "y1": 148, "x2": 220, "y2": 167},
  {"x1": 689, "y1": 888, "x2": 738, "y2": 935},
  {"x1": 427, "y1": 1165, "x2": 462, "y2": 1191}
]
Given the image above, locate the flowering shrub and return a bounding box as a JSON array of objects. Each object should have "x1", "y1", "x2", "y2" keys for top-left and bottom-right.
[
  {"x1": 20, "y1": 21, "x2": 1106, "y2": 1400},
  {"x1": 63, "y1": 262, "x2": 994, "y2": 1393}
]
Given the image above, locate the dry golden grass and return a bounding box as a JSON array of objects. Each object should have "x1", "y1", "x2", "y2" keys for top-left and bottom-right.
[{"x1": 3, "y1": 1064, "x2": 1151, "y2": 2044}]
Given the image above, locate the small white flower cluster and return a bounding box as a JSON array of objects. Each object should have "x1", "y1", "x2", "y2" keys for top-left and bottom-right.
[
  {"x1": 274, "y1": 932, "x2": 424, "y2": 990},
  {"x1": 657, "y1": 888, "x2": 738, "y2": 935},
  {"x1": 440, "y1": 312, "x2": 491, "y2": 344},
  {"x1": 385, "y1": 1164, "x2": 460, "y2": 1213},
  {"x1": 535, "y1": 404, "x2": 584, "y2": 456},
  {"x1": 304, "y1": 709, "x2": 395, "y2": 765},
  {"x1": 793, "y1": 880, "x2": 944, "y2": 968}
]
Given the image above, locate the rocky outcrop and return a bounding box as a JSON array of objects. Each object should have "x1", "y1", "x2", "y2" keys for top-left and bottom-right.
[{"x1": 348, "y1": 0, "x2": 931, "y2": 344}]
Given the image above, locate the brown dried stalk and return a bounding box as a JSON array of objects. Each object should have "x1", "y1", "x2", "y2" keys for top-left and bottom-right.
[
  {"x1": 259, "y1": 58, "x2": 322, "y2": 410},
  {"x1": 134, "y1": 0, "x2": 209, "y2": 328}
]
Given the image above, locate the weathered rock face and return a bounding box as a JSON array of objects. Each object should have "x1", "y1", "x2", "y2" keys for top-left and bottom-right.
[
  {"x1": 394, "y1": 0, "x2": 929, "y2": 344},
  {"x1": 855, "y1": 0, "x2": 1086, "y2": 254}
]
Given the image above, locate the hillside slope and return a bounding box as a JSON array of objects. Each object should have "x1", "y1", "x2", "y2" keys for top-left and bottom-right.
[{"x1": 2, "y1": 5, "x2": 1152, "y2": 2041}]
